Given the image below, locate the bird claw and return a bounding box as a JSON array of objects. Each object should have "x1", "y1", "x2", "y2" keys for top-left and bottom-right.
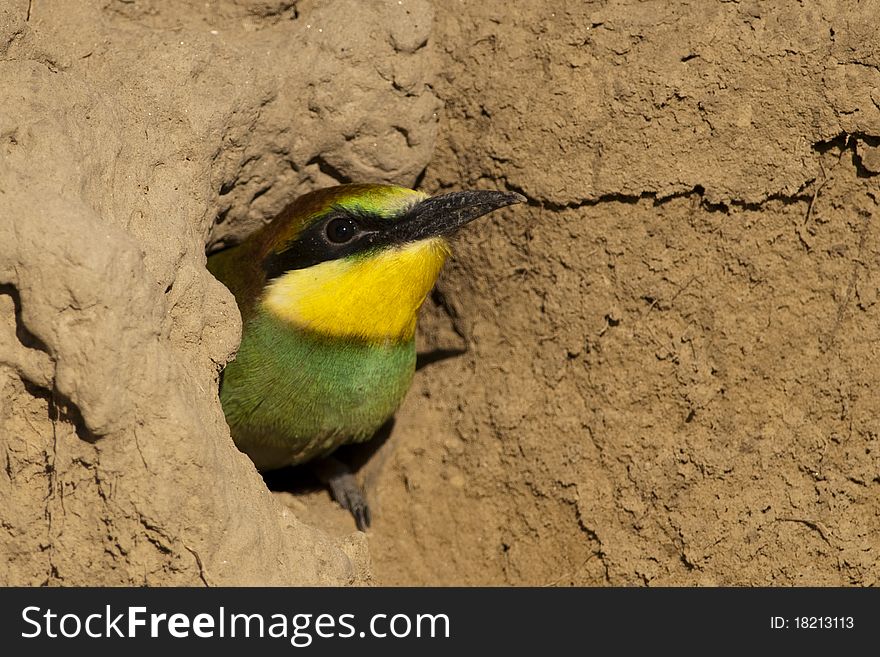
[
  {"x1": 329, "y1": 474, "x2": 371, "y2": 531},
  {"x1": 314, "y1": 457, "x2": 371, "y2": 531}
]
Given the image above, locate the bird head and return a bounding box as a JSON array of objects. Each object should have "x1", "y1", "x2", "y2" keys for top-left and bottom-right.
[{"x1": 253, "y1": 184, "x2": 524, "y2": 344}]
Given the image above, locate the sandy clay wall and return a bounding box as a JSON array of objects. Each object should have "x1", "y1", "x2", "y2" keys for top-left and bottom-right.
[{"x1": 2, "y1": 0, "x2": 878, "y2": 585}]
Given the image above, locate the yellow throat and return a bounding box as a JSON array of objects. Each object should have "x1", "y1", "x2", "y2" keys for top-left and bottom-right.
[{"x1": 261, "y1": 237, "x2": 451, "y2": 343}]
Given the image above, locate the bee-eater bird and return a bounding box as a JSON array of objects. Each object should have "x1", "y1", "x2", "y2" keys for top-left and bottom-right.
[{"x1": 208, "y1": 184, "x2": 524, "y2": 529}]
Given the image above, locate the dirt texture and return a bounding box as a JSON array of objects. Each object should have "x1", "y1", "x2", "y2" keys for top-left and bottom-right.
[
  {"x1": 3, "y1": 0, "x2": 880, "y2": 586},
  {"x1": 1, "y1": 0, "x2": 438, "y2": 585}
]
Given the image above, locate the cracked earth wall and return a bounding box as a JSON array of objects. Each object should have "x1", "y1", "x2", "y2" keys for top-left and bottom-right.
[
  {"x1": 3, "y1": 0, "x2": 880, "y2": 586},
  {"x1": 330, "y1": 0, "x2": 879, "y2": 585}
]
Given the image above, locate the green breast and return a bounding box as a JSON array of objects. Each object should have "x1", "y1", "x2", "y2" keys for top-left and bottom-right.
[{"x1": 219, "y1": 309, "x2": 416, "y2": 470}]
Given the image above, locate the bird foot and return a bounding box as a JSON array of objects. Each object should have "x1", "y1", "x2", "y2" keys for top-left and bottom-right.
[{"x1": 313, "y1": 457, "x2": 371, "y2": 531}]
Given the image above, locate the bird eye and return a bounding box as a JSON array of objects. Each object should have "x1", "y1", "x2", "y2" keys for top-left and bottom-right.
[{"x1": 325, "y1": 217, "x2": 359, "y2": 244}]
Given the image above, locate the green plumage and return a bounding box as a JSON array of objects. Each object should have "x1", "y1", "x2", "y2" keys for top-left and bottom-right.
[{"x1": 218, "y1": 308, "x2": 414, "y2": 470}]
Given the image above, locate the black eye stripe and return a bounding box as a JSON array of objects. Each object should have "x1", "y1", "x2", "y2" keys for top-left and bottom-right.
[
  {"x1": 262, "y1": 208, "x2": 390, "y2": 280},
  {"x1": 325, "y1": 205, "x2": 387, "y2": 231}
]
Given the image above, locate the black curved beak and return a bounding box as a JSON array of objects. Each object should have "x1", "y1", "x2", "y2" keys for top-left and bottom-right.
[{"x1": 391, "y1": 190, "x2": 526, "y2": 243}]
